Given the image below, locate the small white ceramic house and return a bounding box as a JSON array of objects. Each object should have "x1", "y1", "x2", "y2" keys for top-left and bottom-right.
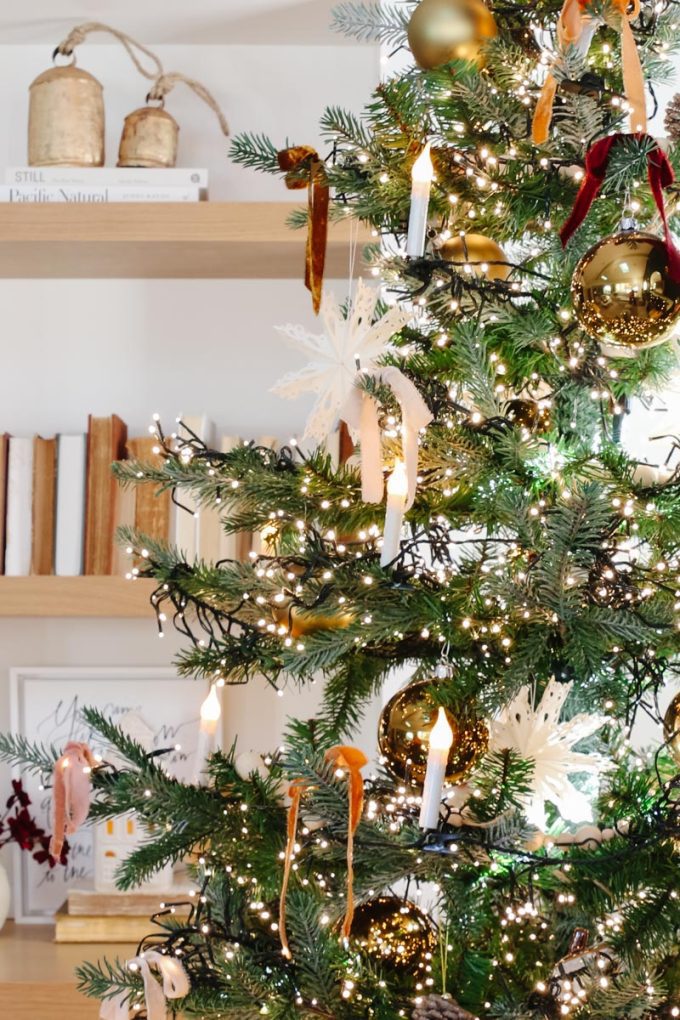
[{"x1": 93, "y1": 711, "x2": 174, "y2": 894}]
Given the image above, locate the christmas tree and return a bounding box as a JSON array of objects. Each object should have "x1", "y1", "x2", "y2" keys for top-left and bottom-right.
[{"x1": 3, "y1": 1, "x2": 680, "y2": 1016}]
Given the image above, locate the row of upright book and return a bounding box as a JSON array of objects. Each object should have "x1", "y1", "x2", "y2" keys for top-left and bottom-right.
[
  {"x1": 1, "y1": 166, "x2": 208, "y2": 203},
  {"x1": 0, "y1": 412, "x2": 281, "y2": 577}
]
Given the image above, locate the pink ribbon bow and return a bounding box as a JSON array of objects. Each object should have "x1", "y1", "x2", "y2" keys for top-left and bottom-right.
[{"x1": 49, "y1": 741, "x2": 97, "y2": 859}]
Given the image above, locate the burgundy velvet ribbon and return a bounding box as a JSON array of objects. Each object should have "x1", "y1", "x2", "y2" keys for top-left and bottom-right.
[{"x1": 559, "y1": 133, "x2": 680, "y2": 283}]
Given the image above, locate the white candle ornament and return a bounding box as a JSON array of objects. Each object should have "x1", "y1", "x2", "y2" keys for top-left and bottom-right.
[
  {"x1": 406, "y1": 141, "x2": 433, "y2": 258},
  {"x1": 380, "y1": 459, "x2": 408, "y2": 567},
  {"x1": 419, "y1": 706, "x2": 454, "y2": 830},
  {"x1": 192, "y1": 684, "x2": 221, "y2": 784}
]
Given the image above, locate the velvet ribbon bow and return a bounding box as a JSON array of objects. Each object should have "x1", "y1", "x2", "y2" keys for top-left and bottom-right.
[
  {"x1": 99, "y1": 951, "x2": 190, "y2": 1020},
  {"x1": 559, "y1": 133, "x2": 680, "y2": 283},
  {"x1": 49, "y1": 741, "x2": 97, "y2": 859},
  {"x1": 341, "y1": 365, "x2": 433, "y2": 511},
  {"x1": 278, "y1": 146, "x2": 329, "y2": 315},
  {"x1": 278, "y1": 745, "x2": 368, "y2": 958},
  {"x1": 532, "y1": 0, "x2": 645, "y2": 145}
]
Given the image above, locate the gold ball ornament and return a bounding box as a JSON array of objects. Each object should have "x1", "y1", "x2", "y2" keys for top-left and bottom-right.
[
  {"x1": 663, "y1": 693, "x2": 680, "y2": 767},
  {"x1": 352, "y1": 896, "x2": 437, "y2": 972},
  {"x1": 504, "y1": 398, "x2": 551, "y2": 433},
  {"x1": 378, "y1": 679, "x2": 489, "y2": 786},
  {"x1": 272, "y1": 604, "x2": 353, "y2": 638},
  {"x1": 438, "y1": 232, "x2": 510, "y2": 282},
  {"x1": 571, "y1": 231, "x2": 680, "y2": 351},
  {"x1": 407, "y1": 0, "x2": 498, "y2": 70}
]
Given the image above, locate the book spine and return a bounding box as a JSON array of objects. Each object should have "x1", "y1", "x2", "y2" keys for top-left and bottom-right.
[
  {"x1": 5, "y1": 438, "x2": 34, "y2": 576},
  {"x1": 5, "y1": 167, "x2": 208, "y2": 188},
  {"x1": 55, "y1": 435, "x2": 87, "y2": 576},
  {"x1": 0, "y1": 185, "x2": 201, "y2": 203}
]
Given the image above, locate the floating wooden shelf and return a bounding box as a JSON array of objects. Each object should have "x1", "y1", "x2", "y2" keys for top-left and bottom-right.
[
  {"x1": 0, "y1": 201, "x2": 369, "y2": 278},
  {"x1": 0, "y1": 921, "x2": 134, "y2": 1019},
  {"x1": 0, "y1": 577, "x2": 156, "y2": 617}
]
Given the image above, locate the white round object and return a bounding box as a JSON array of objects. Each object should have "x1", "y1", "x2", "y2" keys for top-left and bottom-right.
[
  {"x1": 0, "y1": 861, "x2": 10, "y2": 930},
  {"x1": 235, "y1": 751, "x2": 269, "y2": 780}
]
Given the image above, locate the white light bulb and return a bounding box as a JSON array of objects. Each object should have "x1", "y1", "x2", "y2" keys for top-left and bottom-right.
[
  {"x1": 411, "y1": 141, "x2": 433, "y2": 184},
  {"x1": 201, "y1": 685, "x2": 221, "y2": 724},
  {"x1": 428, "y1": 707, "x2": 454, "y2": 752}
]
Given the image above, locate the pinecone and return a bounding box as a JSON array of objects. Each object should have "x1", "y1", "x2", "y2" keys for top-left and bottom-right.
[
  {"x1": 412, "y1": 994, "x2": 475, "y2": 1020},
  {"x1": 664, "y1": 93, "x2": 680, "y2": 142}
]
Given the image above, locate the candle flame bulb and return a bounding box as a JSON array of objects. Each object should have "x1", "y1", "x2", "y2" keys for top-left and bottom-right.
[
  {"x1": 387, "y1": 459, "x2": 409, "y2": 497},
  {"x1": 411, "y1": 141, "x2": 433, "y2": 184},
  {"x1": 200, "y1": 685, "x2": 221, "y2": 728},
  {"x1": 419, "y1": 706, "x2": 454, "y2": 830},
  {"x1": 407, "y1": 142, "x2": 433, "y2": 257},
  {"x1": 428, "y1": 706, "x2": 454, "y2": 752}
]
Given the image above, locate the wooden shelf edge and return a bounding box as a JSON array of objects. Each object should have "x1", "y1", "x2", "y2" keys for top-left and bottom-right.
[
  {"x1": 0, "y1": 201, "x2": 372, "y2": 279},
  {"x1": 0, "y1": 577, "x2": 157, "y2": 617}
]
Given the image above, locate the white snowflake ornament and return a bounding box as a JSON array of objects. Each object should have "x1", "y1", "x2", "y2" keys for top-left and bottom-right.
[
  {"x1": 489, "y1": 679, "x2": 607, "y2": 829},
  {"x1": 272, "y1": 280, "x2": 411, "y2": 443}
]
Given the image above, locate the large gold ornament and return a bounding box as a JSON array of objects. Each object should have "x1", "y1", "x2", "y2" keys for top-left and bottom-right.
[
  {"x1": 352, "y1": 896, "x2": 437, "y2": 972},
  {"x1": 663, "y1": 694, "x2": 680, "y2": 766},
  {"x1": 438, "y1": 232, "x2": 510, "y2": 282},
  {"x1": 571, "y1": 231, "x2": 680, "y2": 351},
  {"x1": 378, "y1": 679, "x2": 488, "y2": 785},
  {"x1": 407, "y1": 0, "x2": 498, "y2": 70}
]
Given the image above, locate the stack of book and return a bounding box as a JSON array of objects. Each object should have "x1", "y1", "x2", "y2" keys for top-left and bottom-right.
[
  {"x1": 55, "y1": 883, "x2": 185, "y2": 943},
  {"x1": 0, "y1": 167, "x2": 208, "y2": 203},
  {"x1": 0, "y1": 413, "x2": 280, "y2": 578}
]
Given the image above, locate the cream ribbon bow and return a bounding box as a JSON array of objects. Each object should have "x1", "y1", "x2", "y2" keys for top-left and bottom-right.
[
  {"x1": 341, "y1": 365, "x2": 432, "y2": 511},
  {"x1": 99, "y1": 951, "x2": 190, "y2": 1020}
]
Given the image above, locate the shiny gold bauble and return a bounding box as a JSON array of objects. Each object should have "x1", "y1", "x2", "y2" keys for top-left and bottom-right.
[
  {"x1": 505, "y1": 398, "x2": 551, "y2": 433},
  {"x1": 571, "y1": 231, "x2": 680, "y2": 351},
  {"x1": 352, "y1": 897, "x2": 437, "y2": 972},
  {"x1": 118, "y1": 104, "x2": 179, "y2": 168},
  {"x1": 378, "y1": 679, "x2": 488, "y2": 786},
  {"x1": 273, "y1": 603, "x2": 353, "y2": 638},
  {"x1": 28, "y1": 63, "x2": 105, "y2": 167},
  {"x1": 407, "y1": 0, "x2": 498, "y2": 70},
  {"x1": 438, "y1": 232, "x2": 510, "y2": 282},
  {"x1": 663, "y1": 693, "x2": 680, "y2": 767}
]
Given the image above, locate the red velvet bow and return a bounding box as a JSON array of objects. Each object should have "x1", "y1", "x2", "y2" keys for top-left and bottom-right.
[{"x1": 560, "y1": 133, "x2": 680, "y2": 283}]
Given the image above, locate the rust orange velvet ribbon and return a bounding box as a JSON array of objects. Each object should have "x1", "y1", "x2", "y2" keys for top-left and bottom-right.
[
  {"x1": 325, "y1": 745, "x2": 368, "y2": 940},
  {"x1": 532, "y1": 0, "x2": 645, "y2": 145},
  {"x1": 278, "y1": 146, "x2": 329, "y2": 315},
  {"x1": 49, "y1": 741, "x2": 97, "y2": 859},
  {"x1": 278, "y1": 745, "x2": 368, "y2": 958},
  {"x1": 559, "y1": 133, "x2": 680, "y2": 283}
]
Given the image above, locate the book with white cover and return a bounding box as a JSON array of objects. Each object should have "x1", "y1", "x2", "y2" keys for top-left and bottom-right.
[
  {"x1": 5, "y1": 437, "x2": 34, "y2": 576},
  {"x1": 174, "y1": 415, "x2": 216, "y2": 562},
  {"x1": 55, "y1": 435, "x2": 87, "y2": 576},
  {"x1": 0, "y1": 185, "x2": 200, "y2": 203},
  {"x1": 6, "y1": 166, "x2": 208, "y2": 195}
]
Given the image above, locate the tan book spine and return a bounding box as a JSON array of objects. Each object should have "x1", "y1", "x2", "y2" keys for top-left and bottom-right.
[
  {"x1": 67, "y1": 886, "x2": 179, "y2": 917},
  {"x1": 31, "y1": 436, "x2": 57, "y2": 575},
  {"x1": 127, "y1": 436, "x2": 171, "y2": 543},
  {"x1": 54, "y1": 906, "x2": 155, "y2": 944},
  {"x1": 84, "y1": 415, "x2": 128, "y2": 575}
]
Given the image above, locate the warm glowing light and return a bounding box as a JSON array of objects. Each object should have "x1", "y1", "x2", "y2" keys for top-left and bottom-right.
[
  {"x1": 200, "y1": 685, "x2": 222, "y2": 724},
  {"x1": 411, "y1": 142, "x2": 433, "y2": 184},
  {"x1": 428, "y1": 707, "x2": 454, "y2": 752},
  {"x1": 387, "y1": 459, "x2": 409, "y2": 499}
]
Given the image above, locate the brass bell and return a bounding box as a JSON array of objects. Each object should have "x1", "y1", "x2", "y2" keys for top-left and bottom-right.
[
  {"x1": 117, "y1": 102, "x2": 179, "y2": 168},
  {"x1": 28, "y1": 59, "x2": 105, "y2": 167}
]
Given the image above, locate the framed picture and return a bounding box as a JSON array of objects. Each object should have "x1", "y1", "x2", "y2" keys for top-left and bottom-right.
[{"x1": 9, "y1": 666, "x2": 212, "y2": 923}]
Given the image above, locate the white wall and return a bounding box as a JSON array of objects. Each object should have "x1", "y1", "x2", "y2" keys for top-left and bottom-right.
[{"x1": 0, "y1": 37, "x2": 379, "y2": 907}]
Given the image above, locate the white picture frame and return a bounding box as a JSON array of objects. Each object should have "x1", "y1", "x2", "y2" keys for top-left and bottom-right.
[{"x1": 9, "y1": 665, "x2": 215, "y2": 923}]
